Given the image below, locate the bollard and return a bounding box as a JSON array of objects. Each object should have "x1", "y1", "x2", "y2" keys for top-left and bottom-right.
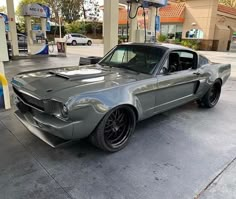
[
  {"x1": 0, "y1": 73, "x2": 11, "y2": 110},
  {"x1": 0, "y1": 18, "x2": 11, "y2": 110}
]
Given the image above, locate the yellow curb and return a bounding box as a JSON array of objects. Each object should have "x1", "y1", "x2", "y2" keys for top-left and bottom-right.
[{"x1": 0, "y1": 73, "x2": 8, "y2": 86}]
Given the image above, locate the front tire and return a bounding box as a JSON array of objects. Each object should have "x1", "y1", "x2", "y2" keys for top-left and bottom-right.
[
  {"x1": 87, "y1": 40, "x2": 92, "y2": 46},
  {"x1": 89, "y1": 106, "x2": 136, "y2": 152},
  {"x1": 198, "y1": 81, "x2": 222, "y2": 108}
]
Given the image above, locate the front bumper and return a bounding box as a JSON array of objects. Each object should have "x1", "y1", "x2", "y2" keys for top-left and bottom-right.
[{"x1": 15, "y1": 110, "x2": 72, "y2": 148}]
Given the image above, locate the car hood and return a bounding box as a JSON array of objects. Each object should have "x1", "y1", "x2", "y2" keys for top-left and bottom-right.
[{"x1": 12, "y1": 65, "x2": 151, "y2": 100}]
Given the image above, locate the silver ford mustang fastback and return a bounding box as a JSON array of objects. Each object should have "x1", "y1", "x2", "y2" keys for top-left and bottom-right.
[{"x1": 12, "y1": 43, "x2": 231, "y2": 152}]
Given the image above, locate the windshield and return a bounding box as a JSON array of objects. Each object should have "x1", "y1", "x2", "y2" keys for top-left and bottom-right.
[{"x1": 99, "y1": 45, "x2": 166, "y2": 74}]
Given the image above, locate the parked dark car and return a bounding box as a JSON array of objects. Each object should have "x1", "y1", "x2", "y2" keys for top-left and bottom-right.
[
  {"x1": 12, "y1": 43, "x2": 231, "y2": 152},
  {"x1": 7, "y1": 33, "x2": 27, "y2": 51}
]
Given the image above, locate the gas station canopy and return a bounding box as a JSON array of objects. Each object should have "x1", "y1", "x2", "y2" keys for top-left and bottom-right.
[{"x1": 22, "y1": 3, "x2": 50, "y2": 18}]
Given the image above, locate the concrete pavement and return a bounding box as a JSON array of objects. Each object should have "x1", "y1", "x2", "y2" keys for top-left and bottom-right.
[
  {"x1": 198, "y1": 157, "x2": 236, "y2": 199},
  {"x1": 196, "y1": 51, "x2": 236, "y2": 199},
  {"x1": 0, "y1": 46, "x2": 236, "y2": 199}
]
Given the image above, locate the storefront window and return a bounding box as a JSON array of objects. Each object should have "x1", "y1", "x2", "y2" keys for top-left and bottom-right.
[
  {"x1": 161, "y1": 24, "x2": 168, "y2": 36},
  {"x1": 161, "y1": 24, "x2": 183, "y2": 39},
  {"x1": 118, "y1": 27, "x2": 122, "y2": 35},
  {"x1": 123, "y1": 28, "x2": 127, "y2": 35},
  {"x1": 185, "y1": 29, "x2": 204, "y2": 39}
]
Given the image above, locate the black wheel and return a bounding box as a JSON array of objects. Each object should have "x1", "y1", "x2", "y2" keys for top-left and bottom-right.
[
  {"x1": 198, "y1": 81, "x2": 222, "y2": 108},
  {"x1": 89, "y1": 106, "x2": 136, "y2": 152},
  {"x1": 72, "y1": 40, "x2": 77, "y2": 46},
  {"x1": 87, "y1": 40, "x2": 92, "y2": 46}
]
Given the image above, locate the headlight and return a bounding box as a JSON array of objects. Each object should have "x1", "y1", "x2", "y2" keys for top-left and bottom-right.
[{"x1": 61, "y1": 105, "x2": 69, "y2": 118}]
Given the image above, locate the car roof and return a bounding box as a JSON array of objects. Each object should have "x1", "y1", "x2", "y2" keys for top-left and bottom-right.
[
  {"x1": 69, "y1": 33, "x2": 83, "y2": 35},
  {"x1": 120, "y1": 42, "x2": 193, "y2": 51}
]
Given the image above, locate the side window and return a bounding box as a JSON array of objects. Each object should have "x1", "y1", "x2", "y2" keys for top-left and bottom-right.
[
  {"x1": 199, "y1": 55, "x2": 209, "y2": 66},
  {"x1": 167, "y1": 51, "x2": 196, "y2": 73}
]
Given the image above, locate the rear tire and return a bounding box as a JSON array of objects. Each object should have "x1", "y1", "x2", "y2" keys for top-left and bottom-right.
[
  {"x1": 198, "y1": 81, "x2": 222, "y2": 108},
  {"x1": 72, "y1": 40, "x2": 77, "y2": 46},
  {"x1": 89, "y1": 106, "x2": 136, "y2": 152}
]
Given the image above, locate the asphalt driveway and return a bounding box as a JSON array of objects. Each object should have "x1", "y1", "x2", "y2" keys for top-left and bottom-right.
[{"x1": 0, "y1": 47, "x2": 236, "y2": 199}]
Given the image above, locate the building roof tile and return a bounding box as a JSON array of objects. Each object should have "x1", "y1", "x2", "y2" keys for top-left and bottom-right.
[
  {"x1": 159, "y1": 3, "x2": 185, "y2": 18},
  {"x1": 218, "y1": 4, "x2": 236, "y2": 16},
  {"x1": 118, "y1": 2, "x2": 186, "y2": 25}
]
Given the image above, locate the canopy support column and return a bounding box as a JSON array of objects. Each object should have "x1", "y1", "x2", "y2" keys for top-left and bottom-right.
[{"x1": 103, "y1": 0, "x2": 119, "y2": 55}]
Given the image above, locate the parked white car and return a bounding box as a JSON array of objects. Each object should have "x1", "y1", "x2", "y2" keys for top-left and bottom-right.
[{"x1": 64, "y1": 33, "x2": 92, "y2": 46}]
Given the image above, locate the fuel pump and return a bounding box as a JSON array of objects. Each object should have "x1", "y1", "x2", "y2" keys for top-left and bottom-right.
[
  {"x1": 127, "y1": 0, "x2": 167, "y2": 43},
  {"x1": 22, "y1": 3, "x2": 50, "y2": 55}
]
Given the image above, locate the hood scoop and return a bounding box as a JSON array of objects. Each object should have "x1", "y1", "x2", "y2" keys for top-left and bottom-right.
[{"x1": 49, "y1": 68, "x2": 111, "y2": 81}]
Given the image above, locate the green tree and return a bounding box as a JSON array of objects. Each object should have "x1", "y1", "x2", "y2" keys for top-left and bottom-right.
[
  {"x1": 65, "y1": 21, "x2": 86, "y2": 34},
  {"x1": 219, "y1": 0, "x2": 236, "y2": 8},
  {"x1": 61, "y1": 0, "x2": 82, "y2": 23},
  {"x1": 82, "y1": 0, "x2": 101, "y2": 36},
  {"x1": 0, "y1": 6, "x2": 7, "y2": 13},
  {"x1": 17, "y1": 0, "x2": 83, "y2": 24}
]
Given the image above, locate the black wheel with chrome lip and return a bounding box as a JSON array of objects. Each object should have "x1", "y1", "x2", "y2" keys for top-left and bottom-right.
[
  {"x1": 89, "y1": 106, "x2": 136, "y2": 152},
  {"x1": 198, "y1": 80, "x2": 222, "y2": 108}
]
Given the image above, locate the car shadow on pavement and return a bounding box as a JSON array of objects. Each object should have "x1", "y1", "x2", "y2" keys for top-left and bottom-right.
[{"x1": 39, "y1": 101, "x2": 202, "y2": 158}]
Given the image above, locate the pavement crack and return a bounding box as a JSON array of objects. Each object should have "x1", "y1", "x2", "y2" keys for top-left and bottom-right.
[
  {"x1": 195, "y1": 156, "x2": 236, "y2": 199},
  {"x1": 1, "y1": 120, "x2": 74, "y2": 199}
]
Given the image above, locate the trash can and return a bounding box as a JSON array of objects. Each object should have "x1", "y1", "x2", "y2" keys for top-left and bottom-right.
[
  {"x1": 0, "y1": 85, "x2": 4, "y2": 109},
  {"x1": 79, "y1": 56, "x2": 102, "y2": 66}
]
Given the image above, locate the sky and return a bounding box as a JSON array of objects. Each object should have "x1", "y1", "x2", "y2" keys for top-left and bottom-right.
[
  {"x1": 0, "y1": 0, "x2": 104, "y2": 9},
  {"x1": 0, "y1": 0, "x2": 20, "y2": 7}
]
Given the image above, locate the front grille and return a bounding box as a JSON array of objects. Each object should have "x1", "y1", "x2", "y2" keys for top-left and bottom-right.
[{"x1": 13, "y1": 87, "x2": 44, "y2": 111}]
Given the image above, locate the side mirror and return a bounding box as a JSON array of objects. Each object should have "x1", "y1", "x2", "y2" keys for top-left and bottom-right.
[{"x1": 162, "y1": 67, "x2": 169, "y2": 75}]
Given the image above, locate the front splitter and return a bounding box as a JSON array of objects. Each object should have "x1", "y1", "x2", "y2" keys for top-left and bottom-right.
[{"x1": 15, "y1": 110, "x2": 72, "y2": 148}]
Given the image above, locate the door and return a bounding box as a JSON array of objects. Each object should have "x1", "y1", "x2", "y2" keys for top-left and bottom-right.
[
  {"x1": 80, "y1": 35, "x2": 88, "y2": 44},
  {"x1": 154, "y1": 50, "x2": 200, "y2": 113},
  {"x1": 76, "y1": 35, "x2": 84, "y2": 44}
]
